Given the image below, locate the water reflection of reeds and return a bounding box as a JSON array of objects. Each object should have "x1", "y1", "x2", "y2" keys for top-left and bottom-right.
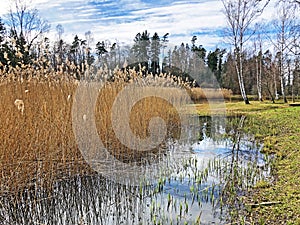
[{"x1": 0, "y1": 116, "x2": 273, "y2": 225}]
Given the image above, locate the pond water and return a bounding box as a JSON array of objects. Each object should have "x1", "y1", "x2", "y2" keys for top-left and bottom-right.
[{"x1": 0, "y1": 116, "x2": 272, "y2": 225}]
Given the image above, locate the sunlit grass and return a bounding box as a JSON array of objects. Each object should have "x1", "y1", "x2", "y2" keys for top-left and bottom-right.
[
  {"x1": 189, "y1": 100, "x2": 300, "y2": 224},
  {"x1": 239, "y1": 107, "x2": 300, "y2": 224},
  {"x1": 192, "y1": 101, "x2": 289, "y2": 116}
]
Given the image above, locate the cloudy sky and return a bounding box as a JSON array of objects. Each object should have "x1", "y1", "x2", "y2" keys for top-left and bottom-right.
[{"x1": 0, "y1": 0, "x2": 277, "y2": 50}]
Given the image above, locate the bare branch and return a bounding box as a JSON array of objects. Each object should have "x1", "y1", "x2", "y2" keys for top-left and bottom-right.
[
  {"x1": 6, "y1": 0, "x2": 50, "y2": 50},
  {"x1": 221, "y1": 0, "x2": 270, "y2": 104}
]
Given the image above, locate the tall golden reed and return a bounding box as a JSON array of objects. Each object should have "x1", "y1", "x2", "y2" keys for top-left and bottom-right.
[{"x1": 0, "y1": 64, "x2": 231, "y2": 194}]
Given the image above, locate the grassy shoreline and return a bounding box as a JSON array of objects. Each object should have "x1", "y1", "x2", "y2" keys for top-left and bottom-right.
[
  {"x1": 195, "y1": 101, "x2": 300, "y2": 224},
  {"x1": 244, "y1": 106, "x2": 300, "y2": 225},
  {"x1": 1, "y1": 72, "x2": 299, "y2": 224}
]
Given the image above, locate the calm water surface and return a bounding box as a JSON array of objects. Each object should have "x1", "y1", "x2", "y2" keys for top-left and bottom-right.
[{"x1": 0, "y1": 116, "x2": 272, "y2": 225}]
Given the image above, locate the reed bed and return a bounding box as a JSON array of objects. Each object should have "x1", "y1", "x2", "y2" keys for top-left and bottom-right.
[
  {"x1": 0, "y1": 75, "x2": 271, "y2": 224},
  {"x1": 1, "y1": 62, "x2": 269, "y2": 225},
  {"x1": 94, "y1": 71, "x2": 185, "y2": 162},
  {"x1": 0, "y1": 65, "x2": 193, "y2": 194},
  {"x1": 190, "y1": 87, "x2": 233, "y2": 102},
  {"x1": 0, "y1": 71, "x2": 83, "y2": 194}
]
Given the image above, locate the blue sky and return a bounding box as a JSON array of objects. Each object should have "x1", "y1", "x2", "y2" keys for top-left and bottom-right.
[{"x1": 0, "y1": 0, "x2": 277, "y2": 50}]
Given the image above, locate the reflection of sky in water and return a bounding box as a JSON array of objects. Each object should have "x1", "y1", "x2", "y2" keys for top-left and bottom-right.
[
  {"x1": 1, "y1": 118, "x2": 270, "y2": 225},
  {"x1": 192, "y1": 121, "x2": 266, "y2": 167},
  {"x1": 155, "y1": 126, "x2": 268, "y2": 224}
]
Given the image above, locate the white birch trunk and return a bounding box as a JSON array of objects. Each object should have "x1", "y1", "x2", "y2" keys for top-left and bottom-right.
[
  {"x1": 280, "y1": 46, "x2": 287, "y2": 103},
  {"x1": 255, "y1": 53, "x2": 263, "y2": 101}
]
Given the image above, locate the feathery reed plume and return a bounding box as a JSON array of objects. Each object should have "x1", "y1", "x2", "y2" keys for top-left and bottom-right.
[{"x1": 14, "y1": 99, "x2": 25, "y2": 115}]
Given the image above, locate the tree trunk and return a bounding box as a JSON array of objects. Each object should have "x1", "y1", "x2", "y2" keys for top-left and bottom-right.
[
  {"x1": 235, "y1": 51, "x2": 250, "y2": 104},
  {"x1": 273, "y1": 71, "x2": 278, "y2": 100},
  {"x1": 256, "y1": 55, "x2": 263, "y2": 101},
  {"x1": 266, "y1": 84, "x2": 275, "y2": 103},
  {"x1": 280, "y1": 52, "x2": 288, "y2": 103},
  {"x1": 280, "y1": 75, "x2": 288, "y2": 103},
  {"x1": 292, "y1": 82, "x2": 295, "y2": 103}
]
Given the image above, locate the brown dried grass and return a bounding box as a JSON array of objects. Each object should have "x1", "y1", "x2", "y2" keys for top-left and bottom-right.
[
  {"x1": 0, "y1": 67, "x2": 188, "y2": 194},
  {"x1": 190, "y1": 87, "x2": 232, "y2": 102}
]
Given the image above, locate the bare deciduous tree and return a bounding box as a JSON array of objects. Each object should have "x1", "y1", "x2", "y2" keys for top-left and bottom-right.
[
  {"x1": 56, "y1": 24, "x2": 64, "y2": 41},
  {"x1": 253, "y1": 32, "x2": 263, "y2": 101},
  {"x1": 272, "y1": 0, "x2": 299, "y2": 103},
  {"x1": 7, "y1": 0, "x2": 50, "y2": 50},
  {"x1": 221, "y1": 0, "x2": 270, "y2": 104}
]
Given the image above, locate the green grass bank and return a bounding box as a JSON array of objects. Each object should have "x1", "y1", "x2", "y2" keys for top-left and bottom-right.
[{"x1": 196, "y1": 101, "x2": 300, "y2": 224}]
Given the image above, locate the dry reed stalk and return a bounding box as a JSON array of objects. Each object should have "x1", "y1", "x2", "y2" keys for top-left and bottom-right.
[
  {"x1": 0, "y1": 67, "x2": 188, "y2": 194},
  {"x1": 95, "y1": 82, "x2": 183, "y2": 163},
  {"x1": 190, "y1": 88, "x2": 232, "y2": 101},
  {"x1": 0, "y1": 71, "x2": 86, "y2": 194}
]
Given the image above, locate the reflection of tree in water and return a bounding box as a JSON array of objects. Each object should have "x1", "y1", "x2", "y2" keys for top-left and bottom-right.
[
  {"x1": 197, "y1": 115, "x2": 244, "y2": 141},
  {"x1": 193, "y1": 115, "x2": 271, "y2": 222},
  {"x1": 216, "y1": 115, "x2": 271, "y2": 223},
  {"x1": 0, "y1": 115, "x2": 271, "y2": 225}
]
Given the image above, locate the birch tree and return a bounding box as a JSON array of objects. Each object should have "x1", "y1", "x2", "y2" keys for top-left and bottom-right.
[
  {"x1": 221, "y1": 0, "x2": 270, "y2": 104},
  {"x1": 253, "y1": 32, "x2": 263, "y2": 101},
  {"x1": 272, "y1": 0, "x2": 299, "y2": 103},
  {"x1": 262, "y1": 50, "x2": 277, "y2": 103},
  {"x1": 161, "y1": 33, "x2": 169, "y2": 72}
]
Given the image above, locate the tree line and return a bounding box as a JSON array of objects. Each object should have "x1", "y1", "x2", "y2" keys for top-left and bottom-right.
[{"x1": 0, "y1": 0, "x2": 299, "y2": 103}]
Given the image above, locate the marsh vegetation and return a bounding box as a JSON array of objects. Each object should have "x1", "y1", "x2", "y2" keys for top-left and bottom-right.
[
  {"x1": 0, "y1": 67, "x2": 273, "y2": 224},
  {"x1": 0, "y1": 1, "x2": 299, "y2": 223}
]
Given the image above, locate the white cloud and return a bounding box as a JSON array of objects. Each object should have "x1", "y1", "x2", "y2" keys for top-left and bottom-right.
[
  {"x1": 0, "y1": 0, "x2": 11, "y2": 16},
  {"x1": 0, "y1": 0, "x2": 277, "y2": 50},
  {"x1": 67, "y1": 0, "x2": 224, "y2": 47}
]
